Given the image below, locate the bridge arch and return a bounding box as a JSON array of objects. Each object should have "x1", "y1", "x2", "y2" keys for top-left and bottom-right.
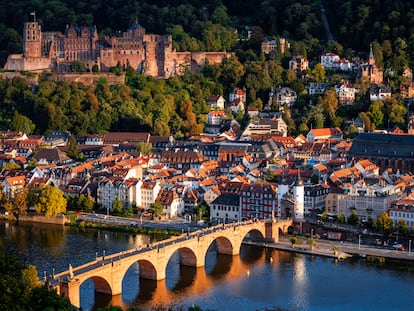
[
  {"x1": 243, "y1": 228, "x2": 265, "y2": 242},
  {"x1": 211, "y1": 236, "x2": 235, "y2": 255},
  {"x1": 138, "y1": 259, "x2": 158, "y2": 280},
  {"x1": 175, "y1": 246, "x2": 198, "y2": 266},
  {"x1": 79, "y1": 275, "x2": 113, "y2": 296}
]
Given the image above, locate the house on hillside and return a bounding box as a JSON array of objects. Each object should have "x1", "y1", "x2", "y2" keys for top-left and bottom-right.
[
  {"x1": 335, "y1": 83, "x2": 357, "y2": 104},
  {"x1": 229, "y1": 88, "x2": 247, "y2": 103},
  {"x1": 207, "y1": 95, "x2": 225, "y2": 110},
  {"x1": 369, "y1": 84, "x2": 391, "y2": 101},
  {"x1": 289, "y1": 55, "x2": 309, "y2": 72},
  {"x1": 269, "y1": 87, "x2": 297, "y2": 108}
]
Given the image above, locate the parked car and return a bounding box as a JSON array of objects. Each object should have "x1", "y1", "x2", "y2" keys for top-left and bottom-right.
[{"x1": 393, "y1": 244, "x2": 405, "y2": 251}]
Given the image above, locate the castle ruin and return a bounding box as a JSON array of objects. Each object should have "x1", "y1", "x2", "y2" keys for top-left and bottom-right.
[{"x1": 5, "y1": 18, "x2": 231, "y2": 78}]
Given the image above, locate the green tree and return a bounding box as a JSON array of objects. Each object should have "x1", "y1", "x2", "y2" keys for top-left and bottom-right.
[
  {"x1": 312, "y1": 63, "x2": 326, "y2": 82},
  {"x1": 0, "y1": 249, "x2": 75, "y2": 310},
  {"x1": 347, "y1": 210, "x2": 359, "y2": 226},
  {"x1": 193, "y1": 202, "x2": 208, "y2": 221},
  {"x1": 35, "y1": 185, "x2": 67, "y2": 217},
  {"x1": 83, "y1": 196, "x2": 95, "y2": 213},
  {"x1": 22, "y1": 265, "x2": 41, "y2": 290},
  {"x1": 307, "y1": 238, "x2": 316, "y2": 250},
  {"x1": 13, "y1": 188, "x2": 28, "y2": 215},
  {"x1": 2, "y1": 162, "x2": 21, "y2": 170},
  {"x1": 66, "y1": 134, "x2": 82, "y2": 160},
  {"x1": 10, "y1": 112, "x2": 36, "y2": 134},
  {"x1": 149, "y1": 201, "x2": 163, "y2": 217},
  {"x1": 137, "y1": 142, "x2": 153, "y2": 156},
  {"x1": 112, "y1": 197, "x2": 123, "y2": 215},
  {"x1": 289, "y1": 236, "x2": 299, "y2": 248},
  {"x1": 318, "y1": 88, "x2": 340, "y2": 127},
  {"x1": 368, "y1": 100, "x2": 385, "y2": 129},
  {"x1": 337, "y1": 214, "x2": 346, "y2": 223},
  {"x1": 376, "y1": 212, "x2": 393, "y2": 235},
  {"x1": 71, "y1": 60, "x2": 86, "y2": 73},
  {"x1": 211, "y1": 5, "x2": 230, "y2": 26},
  {"x1": 396, "y1": 218, "x2": 408, "y2": 235}
]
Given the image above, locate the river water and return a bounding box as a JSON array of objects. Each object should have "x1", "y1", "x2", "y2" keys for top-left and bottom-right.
[{"x1": 1, "y1": 221, "x2": 414, "y2": 311}]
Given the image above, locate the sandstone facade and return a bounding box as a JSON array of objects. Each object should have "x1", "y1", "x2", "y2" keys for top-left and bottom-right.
[{"x1": 5, "y1": 21, "x2": 231, "y2": 78}]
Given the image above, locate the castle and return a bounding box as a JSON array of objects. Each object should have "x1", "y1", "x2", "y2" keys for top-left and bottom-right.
[{"x1": 5, "y1": 17, "x2": 231, "y2": 78}]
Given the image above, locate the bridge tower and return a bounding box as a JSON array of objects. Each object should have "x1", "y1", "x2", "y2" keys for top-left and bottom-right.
[{"x1": 293, "y1": 171, "x2": 305, "y2": 221}]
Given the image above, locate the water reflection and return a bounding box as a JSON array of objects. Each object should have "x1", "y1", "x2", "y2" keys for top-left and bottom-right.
[
  {"x1": 2, "y1": 221, "x2": 414, "y2": 311},
  {"x1": 291, "y1": 256, "x2": 309, "y2": 310}
]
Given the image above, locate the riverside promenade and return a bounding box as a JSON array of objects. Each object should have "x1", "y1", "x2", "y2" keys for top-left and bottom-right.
[{"x1": 250, "y1": 236, "x2": 414, "y2": 263}]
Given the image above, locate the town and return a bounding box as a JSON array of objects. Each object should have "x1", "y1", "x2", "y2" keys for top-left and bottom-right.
[
  {"x1": 0, "y1": 18, "x2": 414, "y2": 240},
  {"x1": 1, "y1": 2, "x2": 414, "y2": 310}
]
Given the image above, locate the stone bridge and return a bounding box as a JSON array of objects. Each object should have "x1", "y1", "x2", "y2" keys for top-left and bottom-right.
[{"x1": 52, "y1": 219, "x2": 293, "y2": 308}]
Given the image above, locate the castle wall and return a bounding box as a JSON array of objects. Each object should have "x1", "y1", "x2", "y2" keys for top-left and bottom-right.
[
  {"x1": 49, "y1": 72, "x2": 125, "y2": 86},
  {"x1": 23, "y1": 57, "x2": 52, "y2": 71},
  {"x1": 170, "y1": 52, "x2": 192, "y2": 76},
  {"x1": 169, "y1": 51, "x2": 232, "y2": 76},
  {"x1": 100, "y1": 47, "x2": 146, "y2": 72},
  {"x1": 0, "y1": 71, "x2": 38, "y2": 85},
  {"x1": 4, "y1": 55, "x2": 25, "y2": 71}
]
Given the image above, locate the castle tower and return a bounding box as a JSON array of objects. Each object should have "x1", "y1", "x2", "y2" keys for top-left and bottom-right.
[
  {"x1": 23, "y1": 15, "x2": 42, "y2": 58},
  {"x1": 293, "y1": 171, "x2": 305, "y2": 221}
]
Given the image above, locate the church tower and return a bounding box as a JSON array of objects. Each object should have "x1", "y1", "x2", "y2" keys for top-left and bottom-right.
[{"x1": 23, "y1": 13, "x2": 42, "y2": 58}]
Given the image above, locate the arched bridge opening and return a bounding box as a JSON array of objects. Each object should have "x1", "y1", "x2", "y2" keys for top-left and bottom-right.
[
  {"x1": 166, "y1": 248, "x2": 198, "y2": 291},
  {"x1": 79, "y1": 276, "x2": 113, "y2": 310},
  {"x1": 242, "y1": 229, "x2": 265, "y2": 243},
  {"x1": 138, "y1": 259, "x2": 158, "y2": 280},
  {"x1": 213, "y1": 236, "x2": 234, "y2": 255}
]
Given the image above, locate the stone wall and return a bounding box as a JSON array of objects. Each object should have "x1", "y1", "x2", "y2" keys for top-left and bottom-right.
[
  {"x1": 0, "y1": 71, "x2": 38, "y2": 85},
  {"x1": 18, "y1": 214, "x2": 68, "y2": 225},
  {"x1": 48, "y1": 72, "x2": 125, "y2": 86}
]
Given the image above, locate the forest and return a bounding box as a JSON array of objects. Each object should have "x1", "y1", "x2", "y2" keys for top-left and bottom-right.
[{"x1": 0, "y1": 0, "x2": 412, "y2": 137}]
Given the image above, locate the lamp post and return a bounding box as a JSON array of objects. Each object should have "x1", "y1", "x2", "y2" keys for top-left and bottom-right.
[
  {"x1": 52, "y1": 268, "x2": 55, "y2": 279},
  {"x1": 103, "y1": 250, "x2": 105, "y2": 260},
  {"x1": 311, "y1": 229, "x2": 314, "y2": 239},
  {"x1": 95, "y1": 252, "x2": 98, "y2": 261},
  {"x1": 409, "y1": 240, "x2": 412, "y2": 255},
  {"x1": 358, "y1": 234, "x2": 361, "y2": 249}
]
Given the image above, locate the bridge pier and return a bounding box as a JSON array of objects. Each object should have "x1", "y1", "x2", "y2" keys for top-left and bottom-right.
[{"x1": 59, "y1": 279, "x2": 81, "y2": 309}]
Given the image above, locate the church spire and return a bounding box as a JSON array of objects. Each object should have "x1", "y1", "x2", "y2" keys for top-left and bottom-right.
[{"x1": 369, "y1": 44, "x2": 374, "y2": 65}]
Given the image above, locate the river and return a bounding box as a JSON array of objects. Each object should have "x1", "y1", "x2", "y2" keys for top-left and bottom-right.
[{"x1": 1, "y1": 221, "x2": 414, "y2": 311}]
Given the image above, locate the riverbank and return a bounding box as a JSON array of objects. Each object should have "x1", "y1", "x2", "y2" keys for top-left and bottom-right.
[
  {"x1": 251, "y1": 235, "x2": 414, "y2": 264},
  {"x1": 71, "y1": 218, "x2": 182, "y2": 236}
]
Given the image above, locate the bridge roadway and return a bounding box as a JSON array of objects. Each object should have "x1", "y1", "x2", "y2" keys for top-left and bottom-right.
[{"x1": 50, "y1": 219, "x2": 293, "y2": 308}]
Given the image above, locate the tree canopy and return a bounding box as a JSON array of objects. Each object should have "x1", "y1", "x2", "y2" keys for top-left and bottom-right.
[
  {"x1": 0, "y1": 249, "x2": 75, "y2": 311},
  {"x1": 34, "y1": 185, "x2": 67, "y2": 217}
]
